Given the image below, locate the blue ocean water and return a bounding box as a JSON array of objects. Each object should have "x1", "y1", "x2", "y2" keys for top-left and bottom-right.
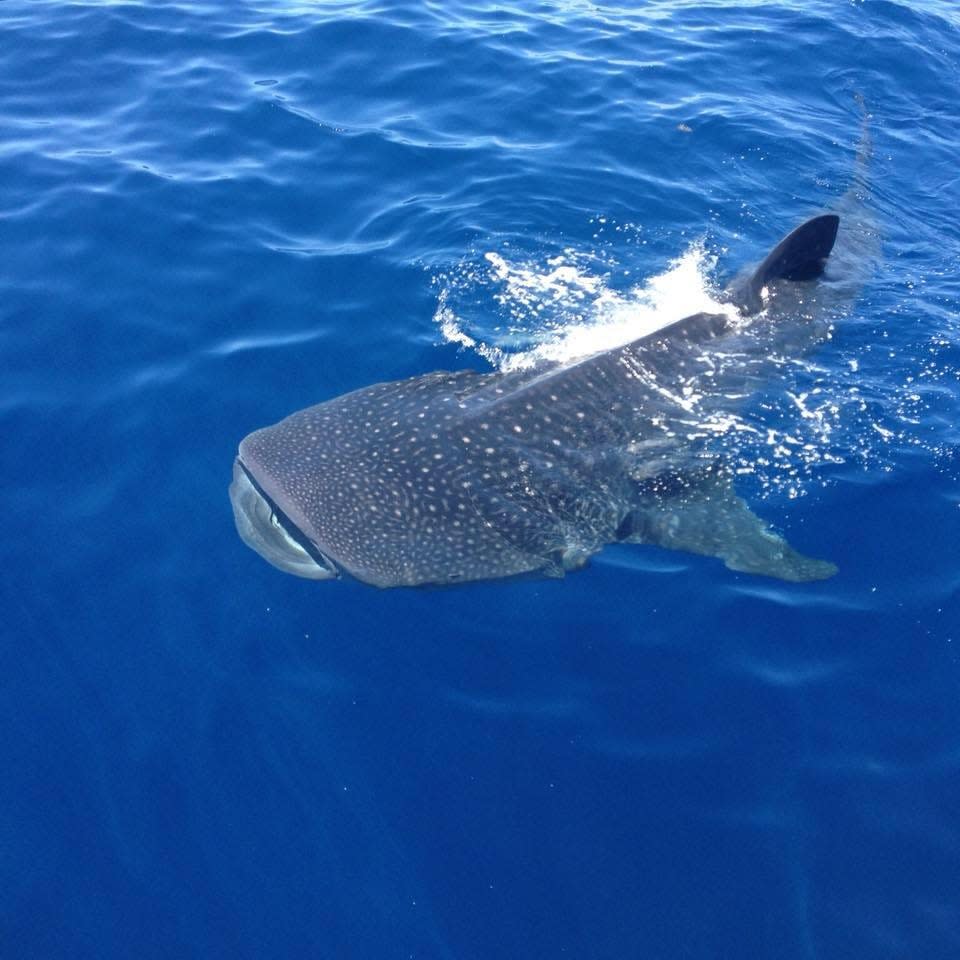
[{"x1": 3, "y1": 0, "x2": 959, "y2": 956}]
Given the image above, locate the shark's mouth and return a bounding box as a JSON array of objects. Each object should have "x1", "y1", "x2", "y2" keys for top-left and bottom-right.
[{"x1": 229, "y1": 459, "x2": 339, "y2": 580}]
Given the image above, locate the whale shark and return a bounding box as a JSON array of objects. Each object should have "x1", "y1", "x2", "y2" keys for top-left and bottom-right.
[{"x1": 230, "y1": 212, "x2": 845, "y2": 588}]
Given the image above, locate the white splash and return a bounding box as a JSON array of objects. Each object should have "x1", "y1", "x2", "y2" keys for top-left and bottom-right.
[
  {"x1": 435, "y1": 242, "x2": 736, "y2": 372},
  {"x1": 431, "y1": 233, "x2": 960, "y2": 499},
  {"x1": 434, "y1": 290, "x2": 507, "y2": 369}
]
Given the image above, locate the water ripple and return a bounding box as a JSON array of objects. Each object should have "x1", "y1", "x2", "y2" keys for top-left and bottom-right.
[{"x1": 3, "y1": 2, "x2": 960, "y2": 957}]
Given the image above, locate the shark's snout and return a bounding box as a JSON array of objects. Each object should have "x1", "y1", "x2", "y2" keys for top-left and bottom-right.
[{"x1": 229, "y1": 459, "x2": 339, "y2": 581}]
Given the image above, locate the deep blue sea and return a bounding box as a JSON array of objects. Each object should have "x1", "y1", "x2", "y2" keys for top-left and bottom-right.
[{"x1": 3, "y1": 1, "x2": 960, "y2": 957}]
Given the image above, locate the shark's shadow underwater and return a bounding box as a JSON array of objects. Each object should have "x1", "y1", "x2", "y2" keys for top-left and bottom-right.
[{"x1": 231, "y1": 212, "x2": 850, "y2": 588}]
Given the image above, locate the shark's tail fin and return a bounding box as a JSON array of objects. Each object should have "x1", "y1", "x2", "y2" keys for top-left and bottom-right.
[{"x1": 734, "y1": 214, "x2": 840, "y2": 315}]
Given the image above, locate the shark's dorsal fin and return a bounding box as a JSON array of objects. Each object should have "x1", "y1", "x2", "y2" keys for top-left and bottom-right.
[{"x1": 737, "y1": 214, "x2": 840, "y2": 314}]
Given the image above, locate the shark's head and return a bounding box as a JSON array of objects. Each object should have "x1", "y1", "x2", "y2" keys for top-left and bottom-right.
[
  {"x1": 229, "y1": 458, "x2": 340, "y2": 580},
  {"x1": 229, "y1": 378, "x2": 559, "y2": 588}
]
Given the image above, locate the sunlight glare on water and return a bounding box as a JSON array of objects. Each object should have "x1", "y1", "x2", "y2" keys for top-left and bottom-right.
[
  {"x1": 434, "y1": 239, "x2": 732, "y2": 370},
  {"x1": 433, "y1": 229, "x2": 956, "y2": 501}
]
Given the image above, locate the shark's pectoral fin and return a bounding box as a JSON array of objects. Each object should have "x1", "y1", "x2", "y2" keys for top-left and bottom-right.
[{"x1": 618, "y1": 478, "x2": 837, "y2": 582}]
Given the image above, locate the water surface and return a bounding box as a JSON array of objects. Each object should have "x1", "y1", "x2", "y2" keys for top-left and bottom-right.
[{"x1": 2, "y1": 1, "x2": 959, "y2": 957}]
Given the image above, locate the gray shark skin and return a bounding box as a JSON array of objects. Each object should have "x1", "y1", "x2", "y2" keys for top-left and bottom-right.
[{"x1": 231, "y1": 213, "x2": 846, "y2": 588}]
